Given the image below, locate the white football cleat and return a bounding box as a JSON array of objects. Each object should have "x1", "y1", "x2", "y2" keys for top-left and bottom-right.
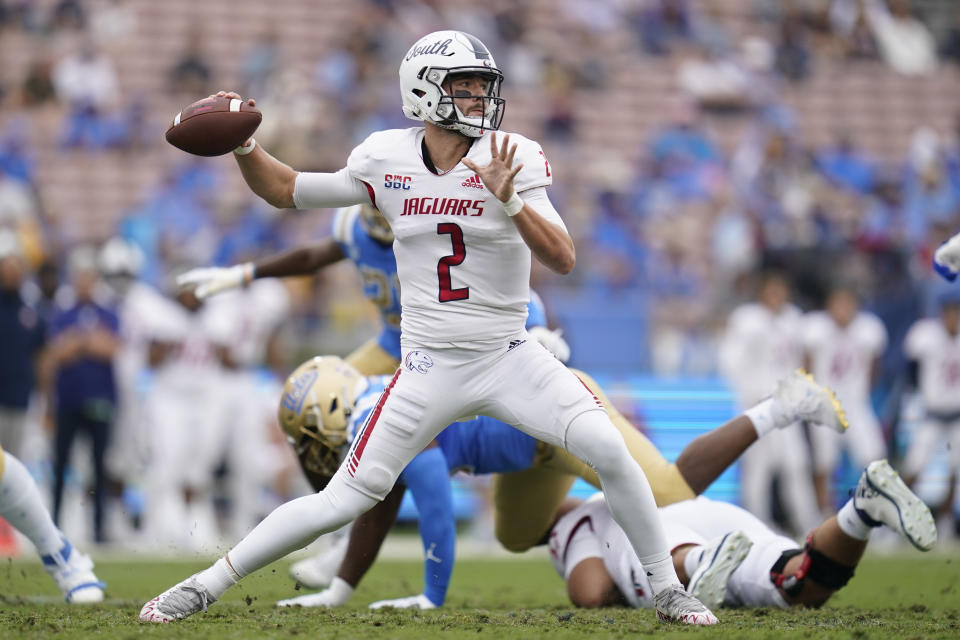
[
  {"x1": 687, "y1": 530, "x2": 753, "y2": 611},
  {"x1": 368, "y1": 593, "x2": 437, "y2": 610},
  {"x1": 289, "y1": 547, "x2": 344, "y2": 589},
  {"x1": 654, "y1": 585, "x2": 718, "y2": 625},
  {"x1": 277, "y1": 591, "x2": 341, "y2": 608},
  {"x1": 854, "y1": 459, "x2": 937, "y2": 551},
  {"x1": 42, "y1": 541, "x2": 105, "y2": 604},
  {"x1": 774, "y1": 370, "x2": 848, "y2": 432},
  {"x1": 139, "y1": 575, "x2": 216, "y2": 623}
]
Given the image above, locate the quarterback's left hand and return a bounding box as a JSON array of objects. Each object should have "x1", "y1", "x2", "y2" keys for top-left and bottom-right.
[
  {"x1": 933, "y1": 232, "x2": 960, "y2": 282},
  {"x1": 462, "y1": 132, "x2": 523, "y2": 203},
  {"x1": 368, "y1": 593, "x2": 437, "y2": 610}
]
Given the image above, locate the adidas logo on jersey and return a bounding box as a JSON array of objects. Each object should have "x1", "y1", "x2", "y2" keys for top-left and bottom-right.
[{"x1": 461, "y1": 174, "x2": 484, "y2": 189}]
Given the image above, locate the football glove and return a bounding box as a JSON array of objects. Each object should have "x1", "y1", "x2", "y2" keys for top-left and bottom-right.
[
  {"x1": 368, "y1": 593, "x2": 438, "y2": 610},
  {"x1": 933, "y1": 232, "x2": 960, "y2": 282},
  {"x1": 528, "y1": 326, "x2": 571, "y2": 363},
  {"x1": 276, "y1": 576, "x2": 354, "y2": 608},
  {"x1": 176, "y1": 263, "x2": 254, "y2": 299}
]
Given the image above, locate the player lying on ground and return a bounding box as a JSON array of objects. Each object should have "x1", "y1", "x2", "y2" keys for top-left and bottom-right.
[
  {"x1": 933, "y1": 231, "x2": 960, "y2": 281},
  {"x1": 549, "y1": 459, "x2": 936, "y2": 611},
  {"x1": 270, "y1": 356, "x2": 846, "y2": 610},
  {"x1": 142, "y1": 29, "x2": 721, "y2": 625},
  {"x1": 0, "y1": 446, "x2": 105, "y2": 602}
]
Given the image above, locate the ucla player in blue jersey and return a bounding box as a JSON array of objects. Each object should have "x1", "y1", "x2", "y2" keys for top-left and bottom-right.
[{"x1": 268, "y1": 355, "x2": 846, "y2": 610}]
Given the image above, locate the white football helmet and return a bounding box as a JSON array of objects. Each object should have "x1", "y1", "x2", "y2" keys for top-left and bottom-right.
[
  {"x1": 99, "y1": 236, "x2": 145, "y2": 277},
  {"x1": 399, "y1": 30, "x2": 504, "y2": 138},
  {"x1": 278, "y1": 356, "x2": 365, "y2": 478}
]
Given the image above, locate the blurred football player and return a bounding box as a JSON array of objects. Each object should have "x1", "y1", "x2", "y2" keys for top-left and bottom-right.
[
  {"x1": 144, "y1": 30, "x2": 718, "y2": 625},
  {"x1": 547, "y1": 460, "x2": 935, "y2": 611},
  {"x1": 270, "y1": 355, "x2": 845, "y2": 610},
  {"x1": 98, "y1": 237, "x2": 162, "y2": 538},
  {"x1": 719, "y1": 270, "x2": 821, "y2": 535},
  {"x1": 801, "y1": 285, "x2": 888, "y2": 513},
  {"x1": 201, "y1": 277, "x2": 292, "y2": 539},
  {"x1": 901, "y1": 290, "x2": 960, "y2": 535},
  {"x1": 139, "y1": 284, "x2": 233, "y2": 551},
  {"x1": 0, "y1": 446, "x2": 105, "y2": 602},
  {"x1": 933, "y1": 231, "x2": 960, "y2": 281}
]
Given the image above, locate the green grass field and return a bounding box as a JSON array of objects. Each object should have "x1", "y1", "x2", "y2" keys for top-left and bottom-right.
[{"x1": 1, "y1": 550, "x2": 958, "y2": 640}]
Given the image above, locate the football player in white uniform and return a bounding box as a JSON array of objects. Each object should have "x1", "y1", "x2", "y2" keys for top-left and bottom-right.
[
  {"x1": 801, "y1": 286, "x2": 888, "y2": 513},
  {"x1": 719, "y1": 271, "x2": 821, "y2": 534},
  {"x1": 202, "y1": 279, "x2": 291, "y2": 539},
  {"x1": 140, "y1": 287, "x2": 233, "y2": 552},
  {"x1": 901, "y1": 292, "x2": 960, "y2": 531},
  {"x1": 550, "y1": 460, "x2": 935, "y2": 611},
  {"x1": 141, "y1": 30, "x2": 718, "y2": 625}
]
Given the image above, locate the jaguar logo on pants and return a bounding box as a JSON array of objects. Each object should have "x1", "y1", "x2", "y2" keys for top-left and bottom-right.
[{"x1": 404, "y1": 351, "x2": 434, "y2": 374}]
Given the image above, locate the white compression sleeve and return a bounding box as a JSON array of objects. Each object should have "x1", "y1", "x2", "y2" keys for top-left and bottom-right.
[{"x1": 293, "y1": 168, "x2": 372, "y2": 209}]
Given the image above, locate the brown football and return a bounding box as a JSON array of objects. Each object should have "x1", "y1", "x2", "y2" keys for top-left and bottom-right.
[{"x1": 165, "y1": 96, "x2": 262, "y2": 157}]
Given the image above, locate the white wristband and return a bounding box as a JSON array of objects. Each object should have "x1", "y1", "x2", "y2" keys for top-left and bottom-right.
[
  {"x1": 234, "y1": 138, "x2": 257, "y2": 156},
  {"x1": 502, "y1": 192, "x2": 524, "y2": 217}
]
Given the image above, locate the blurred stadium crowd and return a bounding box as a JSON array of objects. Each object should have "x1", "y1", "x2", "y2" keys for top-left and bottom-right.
[{"x1": 1, "y1": 0, "x2": 959, "y2": 551}]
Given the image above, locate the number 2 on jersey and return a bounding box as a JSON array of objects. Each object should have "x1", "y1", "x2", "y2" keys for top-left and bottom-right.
[{"x1": 437, "y1": 223, "x2": 468, "y2": 302}]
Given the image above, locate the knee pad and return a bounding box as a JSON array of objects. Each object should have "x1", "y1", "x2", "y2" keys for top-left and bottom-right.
[
  {"x1": 770, "y1": 534, "x2": 856, "y2": 597},
  {"x1": 567, "y1": 413, "x2": 629, "y2": 473}
]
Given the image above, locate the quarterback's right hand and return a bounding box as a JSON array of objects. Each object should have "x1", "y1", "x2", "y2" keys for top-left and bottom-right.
[
  {"x1": 176, "y1": 263, "x2": 253, "y2": 299},
  {"x1": 276, "y1": 577, "x2": 355, "y2": 608},
  {"x1": 933, "y1": 232, "x2": 960, "y2": 282}
]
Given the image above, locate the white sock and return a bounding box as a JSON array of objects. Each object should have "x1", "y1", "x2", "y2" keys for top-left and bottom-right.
[
  {"x1": 0, "y1": 452, "x2": 63, "y2": 556},
  {"x1": 744, "y1": 398, "x2": 791, "y2": 437},
  {"x1": 644, "y1": 555, "x2": 683, "y2": 594},
  {"x1": 682, "y1": 544, "x2": 705, "y2": 581},
  {"x1": 196, "y1": 557, "x2": 240, "y2": 600},
  {"x1": 836, "y1": 499, "x2": 873, "y2": 541}
]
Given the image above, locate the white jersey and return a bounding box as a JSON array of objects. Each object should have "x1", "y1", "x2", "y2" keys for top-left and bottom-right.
[
  {"x1": 204, "y1": 280, "x2": 291, "y2": 368},
  {"x1": 142, "y1": 295, "x2": 227, "y2": 395},
  {"x1": 301, "y1": 127, "x2": 559, "y2": 347},
  {"x1": 719, "y1": 302, "x2": 804, "y2": 407},
  {"x1": 114, "y1": 281, "x2": 169, "y2": 394},
  {"x1": 801, "y1": 311, "x2": 887, "y2": 404},
  {"x1": 904, "y1": 318, "x2": 960, "y2": 414}
]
